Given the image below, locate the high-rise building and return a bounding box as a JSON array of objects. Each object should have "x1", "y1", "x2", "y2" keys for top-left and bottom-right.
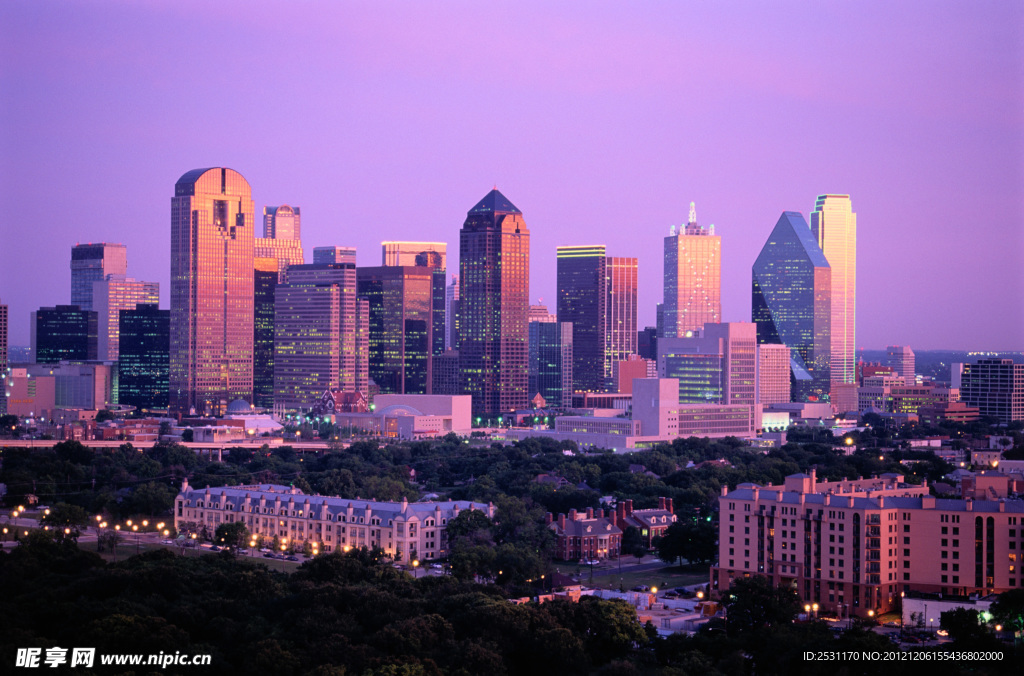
[
  {"x1": 91, "y1": 276, "x2": 160, "y2": 361},
  {"x1": 381, "y1": 242, "x2": 447, "y2": 358},
  {"x1": 446, "y1": 275, "x2": 460, "y2": 351},
  {"x1": 960, "y1": 359, "x2": 1024, "y2": 424},
  {"x1": 459, "y1": 189, "x2": 530, "y2": 415},
  {"x1": 313, "y1": 246, "x2": 357, "y2": 265},
  {"x1": 430, "y1": 350, "x2": 461, "y2": 396},
  {"x1": 528, "y1": 304, "x2": 572, "y2": 408},
  {"x1": 357, "y1": 265, "x2": 437, "y2": 394},
  {"x1": 0, "y1": 298, "x2": 7, "y2": 414},
  {"x1": 811, "y1": 195, "x2": 857, "y2": 398},
  {"x1": 663, "y1": 202, "x2": 721, "y2": 337},
  {"x1": 255, "y1": 205, "x2": 304, "y2": 278},
  {"x1": 32, "y1": 305, "x2": 98, "y2": 364},
  {"x1": 274, "y1": 262, "x2": 368, "y2": 411},
  {"x1": 658, "y1": 323, "x2": 757, "y2": 407},
  {"x1": 557, "y1": 245, "x2": 606, "y2": 393},
  {"x1": 253, "y1": 257, "x2": 279, "y2": 410},
  {"x1": 757, "y1": 343, "x2": 792, "y2": 405},
  {"x1": 886, "y1": 345, "x2": 916, "y2": 384},
  {"x1": 752, "y1": 212, "x2": 831, "y2": 403},
  {"x1": 71, "y1": 243, "x2": 127, "y2": 310},
  {"x1": 605, "y1": 257, "x2": 638, "y2": 386},
  {"x1": 170, "y1": 167, "x2": 255, "y2": 415},
  {"x1": 118, "y1": 304, "x2": 169, "y2": 411}
]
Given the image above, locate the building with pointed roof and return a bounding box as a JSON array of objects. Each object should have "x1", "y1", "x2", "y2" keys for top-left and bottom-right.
[{"x1": 752, "y1": 212, "x2": 831, "y2": 403}]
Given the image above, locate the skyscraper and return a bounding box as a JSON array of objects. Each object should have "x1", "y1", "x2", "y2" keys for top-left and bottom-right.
[
  {"x1": 757, "y1": 343, "x2": 792, "y2": 405},
  {"x1": 118, "y1": 304, "x2": 169, "y2": 411},
  {"x1": 528, "y1": 313, "x2": 573, "y2": 409},
  {"x1": 960, "y1": 359, "x2": 1024, "y2": 424},
  {"x1": 313, "y1": 246, "x2": 357, "y2": 265},
  {"x1": 253, "y1": 257, "x2": 279, "y2": 410},
  {"x1": 557, "y1": 245, "x2": 606, "y2": 392},
  {"x1": 0, "y1": 298, "x2": 7, "y2": 414},
  {"x1": 32, "y1": 305, "x2": 98, "y2": 363},
  {"x1": 255, "y1": 205, "x2": 304, "y2": 277},
  {"x1": 92, "y1": 276, "x2": 160, "y2": 361},
  {"x1": 170, "y1": 167, "x2": 255, "y2": 415},
  {"x1": 459, "y1": 189, "x2": 529, "y2": 416},
  {"x1": 810, "y1": 195, "x2": 857, "y2": 397},
  {"x1": 657, "y1": 323, "x2": 757, "y2": 406},
  {"x1": 886, "y1": 345, "x2": 916, "y2": 383},
  {"x1": 446, "y1": 275, "x2": 460, "y2": 351},
  {"x1": 70, "y1": 243, "x2": 127, "y2": 310},
  {"x1": 381, "y1": 241, "x2": 447, "y2": 358},
  {"x1": 752, "y1": 211, "x2": 831, "y2": 403},
  {"x1": 604, "y1": 256, "x2": 638, "y2": 384},
  {"x1": 663, "y1": 202, "x2": 721, "y2": 337},
  {"x1": 263, "y1": 204, "x2": 301, "y2": 239},
  {"x1": 357, "y1": 265, "x2": 437, "y2": 394}
]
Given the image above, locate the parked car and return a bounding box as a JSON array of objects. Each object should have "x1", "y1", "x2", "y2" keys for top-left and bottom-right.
[
  {"x1": 286, "y1": 555, "x2": 299, "y2": 561},
  {"x1": 632, "y1": 585, "x2": 650, "y2": 592}
]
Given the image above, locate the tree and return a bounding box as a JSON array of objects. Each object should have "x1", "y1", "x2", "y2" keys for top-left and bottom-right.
[
  {"x1": 940, "y1": 608, "x2": 986, "y2": 643},
  {"x1": 656, "y1": 519, "x2": 715, "y2": 567},
  {"x1": 721, "y1": 576, "x2": 800, "y2": 637},
  {"x1": 214, "y1": 521, "x2": 249, "y2": 552},
  {"x1": 990, "y1": 588, "x2": 1024, "y2": 635},
  {"x1": 40, "y1": 502, "x2": 90, "y2": 541}
]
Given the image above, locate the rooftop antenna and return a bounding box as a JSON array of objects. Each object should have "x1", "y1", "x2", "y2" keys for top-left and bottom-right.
[{"x1": 688, "y1": 201, "x2": 697, "y2": 225}]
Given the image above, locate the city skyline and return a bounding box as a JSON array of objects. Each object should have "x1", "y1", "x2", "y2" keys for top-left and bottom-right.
[{"x1": 1, "y1": 2, "x2": 1021, "y2": 352}]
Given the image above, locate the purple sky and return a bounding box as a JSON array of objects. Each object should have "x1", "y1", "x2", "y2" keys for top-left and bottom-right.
[{"x1": 2, "y1": 1, "x2": 1022, "y2": 351}]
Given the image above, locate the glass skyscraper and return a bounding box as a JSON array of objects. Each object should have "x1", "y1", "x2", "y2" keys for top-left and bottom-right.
[
  {"x1": 752, "y1": 211, "x2": 831, "y2": 403},
  {"x1": 459, "y1": 189, "x2": 530, "y2": 416},
  {"x1": 557, "y1": 245, "x2": 606, "y2": 392},
  {"x1": 170, "y1": 168, "x2": 255, "y2": 415},
  {"x1": 253, "y1": 257, "x2": 279, "y2": 410},
  {"x1": 604, "y1": 256, "x2": 638, "y2": 386},
  {"x1": 70, "y1": 243, "x2": 127, "y2": 310},
  {"x1": 118, "y1": 304, "x2": 169, "y2": 411},
  {"x1": 32, "y1": 305, "x2": 98, "y2": 364},
  {"x1": 663, "y1": 202, "x2": 721, "y2": 337},
  {"x1": 92, "y1": 276, "x2": 160, "y2": 361},
  {"x1": 528, "y1": 317, "x2": 573, "y2": 409},
  {"x1": 380, "y1": 241, "x2": 447, "y2": 358},
  {"x1": 255, "y1": 205, "x2": 304, "y2": 278},
  {"x1": 810, "y1": 194, "x2": 856, "y2": 395}
]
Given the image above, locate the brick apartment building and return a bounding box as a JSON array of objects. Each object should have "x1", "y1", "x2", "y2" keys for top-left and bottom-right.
[
  {"x1": 610, "y1": 498, "x2": 678, "y2": 548},
  {"x1": 547, "y1": 507, "x2": 622, "y2": 561}
]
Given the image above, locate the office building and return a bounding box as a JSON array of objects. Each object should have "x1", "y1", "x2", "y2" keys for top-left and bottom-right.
[
  {"x1": 658, "y1": 323, "x2": 757, "y2": 407},
  {"x1": 381, "y1": 242, "x2": 447, "y2": 358},
  {"x1": 274, "y1": 262, "x2": 368, "y2": 411},
  {"x1": 713, "y1": 470, "x2": 1022, "y2": 619},
  {"x1": 811, "y1": 195, "x2": 857, "y2": 398},
  {"x1": 459, "y1": 189, "x2": 530, "y2": 415},
  {"x1": 70, "y1": 243, "x2": 127, "y2": 310},
  {"x1": 886, "y1": 345, "x2": 916, "y2": 384},
  {"x1": 32, "y1": 305, "x2": 98, "y2": 363},
  {"x1": 446, "y1": 275, "x2": 460, "y2": 351},
  {"x1": 430, "y1": 350, "x2": 461, "y2": 396},
  {"x1": 557, "y1": 245, "x2": 606, "y2": 392},
  {"x1": 5, "y1": 362, "x2": 116, "y2": 416},
  {"x1": 0, "y1": 298, "x2": 6, "y2": 414},
  {"x1": 637, "y1": 326, "x2": 658, "y2": 361},
  {"x1": 605, "y1": 256, "x2": 638, "y2": 385},
  {"x1": 357, "y1": 265, "x2": 437, "y2": 394},
  {"x1": 663, "y1": 202, "x2": 721, "y2": 337},
  {"x1": 960, "y1": 359, "x2": 1024, "y2": 424},
  {"x1": 758, "y1": 343, "x2": 792, "y2": 405},
  {"x1": 253, "y1": 257, "x2": 279, "y2": 410},
  {"x1": 752, "y1": 211, "x2": 831, "y2": 403},
  {"x1": 175, "y1": 480, "x2": 494, "y2": 562},
  {"x1": 614, "y1": 356, "x2": 656, "y2": 395},
  {"x1": 528, "y1": 311, "x2": 573, "y2": 408},
  {"x1": 313, "y1": 246, "x2": 357, "y2": 266},
  {"x1": 170, "y1": 167, "x2": 255, "y2": 415},
  {"x1": 118, "y1": 304, "x2": 169, "y2": 411},
  {"x1": 255, "y1": 205, "x2": 304, "y2": 278},
  {"x1": 91, "y1": 276, "x2": 160, "y2": 361}
]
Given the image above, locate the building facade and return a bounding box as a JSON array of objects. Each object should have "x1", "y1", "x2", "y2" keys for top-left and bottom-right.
[
  {"x1": 174, "y1": 480, "x2": 494, "y2": 563},
  {"x1": 605, "y1": 256, "x2": 638, "y2": 386},
  {"x1": 557, "y1": 245, "x2": 606, "y2": 393},
  {"x1": 381, "y1": 242, "x2": 447, "y2": 359},
  {"x1": 32, "y1": 305, "x2": 98, "y2": 363},
  {"x1": 170, "y1": 168, "x2": 255, "y2": 415},
  {"x1": 253, "y1": 257, "x2": 279, "y2": 410},
  {"x1": 547, "y1": 507, "x2": 623, "y2": 561},
  {"x1": 118, "y1": 304, "x2": 169, "y2": 411},
  {"x1": 752, "y1": 211, "x2": 831, "y2": 403},
  {"x1": 70, "y1": 243, "x2": 127, "y2": 310},
  {"x1": 960, "y1": 359, "x2": 1024, "y2": 424},
  {"x1": 92, "y1": 276, "x2": 160, "y2": 361},
  {"x1": 528, "y1": 305, "x2": 573, "y2": 408},
  {"x1": 459, "y1": 189, "x2": 530, "y2": 415},
  {"x1": 663, "y1": 202, "x2": 721, "y2": 337},
  {"x1": 446, "y1": 275, "x2": 459, "y2": 351},
  {"x1": 313, "y1": 246, "x2": 357, "y2": 266},
  {"x1": 0, "y1": 298, "x2": 7, "y2": 414},
  {"x1": 810, "y1": 195, "x2": 857, "y2": 400},
  {"x1": 758, "y1": 343, "x2": 792, "y2": 405},
  {"x1": 886, "y1": 345, "x2": 916, "y2": 384}
]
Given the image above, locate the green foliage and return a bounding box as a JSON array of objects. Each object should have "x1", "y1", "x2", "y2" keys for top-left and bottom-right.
[
  {"x1": 722, "y1": 576, "x2": 800, "y2": 637},
  {"x1": 215, "y1": 521, "x2": 249, "y2": 551},
  {"x1": 991, "y1": 588, "x2": 1024, "y2": 634}
]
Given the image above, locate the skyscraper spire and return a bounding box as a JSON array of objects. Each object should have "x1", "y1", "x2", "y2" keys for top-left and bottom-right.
[{"x1": 688, "y1": 201, "x2": 697, "y2": 225}]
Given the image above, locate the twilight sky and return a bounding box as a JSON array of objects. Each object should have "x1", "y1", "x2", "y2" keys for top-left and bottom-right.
[{"x1": 1, "y1": 0, "x2": 1022, "y2": 351}]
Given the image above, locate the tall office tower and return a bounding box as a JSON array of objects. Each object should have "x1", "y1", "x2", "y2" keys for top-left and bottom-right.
[
  {"x1": 960, "y1": 359, "x2": 1024, "y2": 424},
  {"x1": 381, "y1": 241, "x2": 447, "y2": 357},
  {"x1": 357, "y1": 265, "x2": 437, "y2": 394},
  {"x1": 663, "y1": 202, "x2": 721, "y2": 337},
  {"x1": 752, "y1": 212, "x2": 831, "y2": 403},
  {"x1": 886, "y1": 345, "x2": 916, "y2": 383},
  {"x1": 313, "y1": 246, "x2": 357, "y2": 265},
  {"x1": 446, "y1": 275, "x2": 460, "y2": 351},
  {"x1": 0, "y1": 298, "x2": 7, "y2": 414},
  {"x1": 118, "y1": 304, "x2": 169, "y2": 411},
  {"x1": 529, "y1": 304, "x2": 556, "y2": 323},
  {"x1": 170, "y1": 167, "x2": 255, "y2": 415},
  {"x1": 655, "y1": 303, "x2": 665, "y2": 338},
  {"x1": 91, "y1": 276, "x2": 160, "y2": 361},
  {"x1": 459, "y1": 189, "x2": 530, "y2": 415},
  {"x1": 657, "y1": 323, "x2": 757, "y2": 406},
  {"x1": 32, "y1": 305, "x2": 98, "y2": 364},
  {"x1": 557, "y1": 245, "x2": 606, "y2": 392},
  {"x1": 637, "y1": 327, "x2": 658, "y2": 360},
  {"x1": 70, "y1": 243, "x2": 127, "y2": 310},
  {"x1": 255, "y1": 205, "x2": 304, "y2": 278},
  {"x1": 528, "y1": 319, "x2": 573, "y2": 408},
  {"x1": 253, "y1": 257, "x2": 279, "y2": 410},
  {"x1": 605, "y1": 256, "x2": 638, "y2": 385},
  {"x1": 274, "y1": 262, "x2": 367, "y2": 411},
  {"x1": 811, "y1": 195, "x2": 857, "y2": 398},
  {"x1": 757, "y1": 343, "x2": 792, "y2": 405}
]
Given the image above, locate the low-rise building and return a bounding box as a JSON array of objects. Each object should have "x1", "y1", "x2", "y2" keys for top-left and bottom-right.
[
  {"x1": 547, "y1": 507, "x2": 622, "y2": 561},
  {"x1": 610, "y1": 498, "x2": 677, "y2": 547}
]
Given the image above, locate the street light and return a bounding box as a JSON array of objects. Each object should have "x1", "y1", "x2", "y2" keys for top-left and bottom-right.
[{"x1": 412, "y1": 559, "x2": 420, "y2": 578}]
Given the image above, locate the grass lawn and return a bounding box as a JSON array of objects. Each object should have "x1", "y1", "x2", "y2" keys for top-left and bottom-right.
[{"x1": 558, "y1": 562, "x2": 711, "y2": 592}]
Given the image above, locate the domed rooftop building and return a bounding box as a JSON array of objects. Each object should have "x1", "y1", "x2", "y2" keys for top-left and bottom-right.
[{"x1": 226, "y1": 399, "x2": 253, "y2": 415}]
